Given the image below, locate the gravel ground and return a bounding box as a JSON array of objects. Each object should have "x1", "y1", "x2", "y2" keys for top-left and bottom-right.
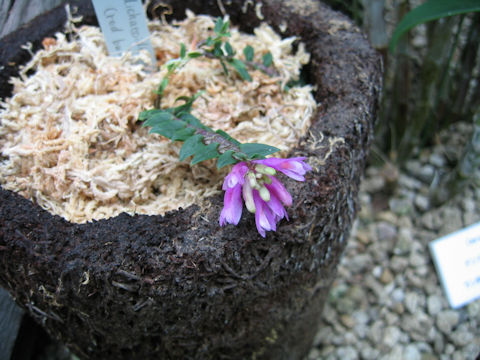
[{"x1": 307, "y1": 121, "x2": 480, "y2": 360}]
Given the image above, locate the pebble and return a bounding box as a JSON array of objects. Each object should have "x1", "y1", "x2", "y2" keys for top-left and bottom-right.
[
  {"x1": 444, "y1": 343, "x2": 455, "y2": 355},
  {"x1": 368, "y1": 320, "x2": 384, "y2": 344},
  {"x1": 414, "y1": 194, "x2": 430, "y2": 212},
  {"x1": 380, "y1": 268, "x2": 394, "y2": 284},
  {"x1": 403, "y1": 344, "x2": 422, "y2": 360},
  {"x1": 436, "y1": 310, "x2": 459, "y2": 334},
  {"x1": 372, "y1": 265, "x2": 383, "y2": 278},
  {"x1": 377, "y1": 211, "x2": 399, "y2": 225},
  {"x1": 449, "y1": 328, "x2": 473, "y2": 347},
  {"x1": 336, "y1": 346, "x2": 358, "y2": 360},
  {"x1": 340, "y1": 314, "x2": 356, "y2": 329},
  {"x1": 439, "y1": 207, "x2": 463, "y2": 235},
  {"x1": 398, "y1": 174, "x2": 424, "y2": 190},
  {"x1": 383, "y1": 345, "x2": 404, "y2": 360},
  {"x1": 394, "y1": 228, "x2": 414, "y2": 255},
  {"x1": 405, "y1": 160, "x2": 435, "y2": 183},
  {"x1": 376, "y1": 221, "x2": 398, "y2": 241},
  {"x1": 360, "y1": 346, "x2": 380, "y2": 360},
  {"x1": 427, "y1": 295, "x2": 443, "y2": 316},
  {"x1": 433, "y1": 332, "x2": 445, "y2": 353},
  {"x1": 404, "y1": 292, "x2": 420, "y2": 313},
  {"x1": 392, "y1": 302, "x2": 405, "y2": 315},
  {"x1": 419, "y1": 212, "x2": 442, "y2": 231},
  {"x1": 409, "y1": 251, "x2": 427, "y2": 267},
  {"x1": 414, "y1": 264, "x2": 429, "y2": 276},
  {"x1": 390, "y1": 256, "x2": 409, "y2": 272},
  {"x1": 355, "y1": 229, "x2": 371, "y2": 244},
  {"x1": 336, "y1": 297, "x2": 357, "y2": 314},
  {"x1": 415, "y1": 342, "x2": 433, "y2": 353},
  {"x1": 383, "y1": 326, "x2": 403, "y2": 348},
  {"x1": 391, "y1": 288, "x2": 405, "y2": 303},
  {"x1": 389, "y1": 198, "x2": 413, "y2": 215},
  {"x1": 467, "y1": 300, "x2": 480, "y2": 317},
  {"x1": 463, "y1": 211, "x2": 478, "y2": 227},
  {"x1": 429, "y1": 152, "x2": 446, "y2": 167},
  {"x1": 461, "y1": 198, "x2": 476, "y2": 213},
  {"x1": 348, "y1": 285, "x2": 368, "y2": 304},
  {"x1": 349, "y1": 253, "x2": 372, "y2": 272},
  {"x1": 463, "y1": 343, "x2": 480, "y2": 359}
]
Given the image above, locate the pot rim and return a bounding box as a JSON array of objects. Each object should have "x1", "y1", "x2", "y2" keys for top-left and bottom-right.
[{"x1": 0, "y1": 0, "x2": 381, "y2": 247}]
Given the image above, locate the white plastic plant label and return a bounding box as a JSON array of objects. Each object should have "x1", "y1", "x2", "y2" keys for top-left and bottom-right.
[
  {"x1": 91, "y1": 0, "x2": 155, "y2": 67},
  {"x1": 429, "y1": 221, "x2": 480, "y2": 309}
]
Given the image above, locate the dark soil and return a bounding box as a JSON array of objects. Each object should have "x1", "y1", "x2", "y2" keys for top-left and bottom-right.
[{"x1": 0, "y1": 1, "x2": 382, "y2": 359}]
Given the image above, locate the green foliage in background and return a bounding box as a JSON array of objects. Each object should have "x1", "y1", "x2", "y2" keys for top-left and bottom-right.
[
  {"x1": 327, "y1": 0, "x2": 480, "y2": 203},
  {"x1": 390, "y1": 0, "x2": 480, "y2": 52}
]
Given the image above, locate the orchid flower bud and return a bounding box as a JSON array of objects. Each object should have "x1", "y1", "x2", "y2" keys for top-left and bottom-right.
[
  {"x1": 247, "y1": 171, "x2": 258, "y2": 188},
  {"x1": 259, "y1": 186, "x2": 271, "y2": 202},
  {"x1": 243, "y1": 180, "x2": 256, "y2": 213},
  {"x1": 255, "y1": 164, "x2": 276, "y2": 176}
]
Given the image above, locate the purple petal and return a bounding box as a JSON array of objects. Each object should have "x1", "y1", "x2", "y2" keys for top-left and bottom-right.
[
  {"x1": 265, "y1": 176, "x2": 292, "y2": 207},
  {"x1": 219, "y1": 184, "x2": 243, "y2": 226},
  {"x1": 222, "y1": 162, "x2": 248, "y2": 190},
  {"x1": 253, "y1": 190, "x2": 277, "y2": 237},
  {"x1": 254, "y1": 157, "x2": 311, "y2": 181},
  {"x1": 265, "y1": 191, "x2": 289, "y2": 221}
]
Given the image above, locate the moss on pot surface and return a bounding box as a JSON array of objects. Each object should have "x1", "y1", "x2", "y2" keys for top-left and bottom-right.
[{"x1": 0, "y1": 0, "x2": 382, "y2": 359}]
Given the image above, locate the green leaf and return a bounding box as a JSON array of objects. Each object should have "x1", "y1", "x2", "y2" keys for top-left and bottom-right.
[
  {"x1": 155, "y1": 77, "x2": 169, "y2": 96},
  {"x1": 228, "y1": 58, "x2": 252, "y2": 81},
  {"x1": 191, "y1": 143, "x2": 220, "y2": 165},
  {"x1": 142, "y1": 111, "x2": 174, "y2": 128},
  {"x1": 180, "y1": 113, "x2": 207, "y2": 129},
  {"x1": 243, "y1": 45, "x2": 254, "y2": 62},
  {"x1": 149, "y1": 116, "x2": 185, "y2": 138},
  {"x1": 175, "y1": 95, "x2": 193, "y2": 103},
  {"x1": 220, "y1": 59, "x2": 229, "y2": 76},
  {"x1": 213, "y1": 42, "x2": 224, "y2": 57},
  {"x1": 221, "y1": 19, "x2": 230, "y2": 35},
  {"x1": 171, "y1": 127, "x2": 195, "y2": 141},
  {"x1": 172, "y1": 91, "x2": 204, "y2": 115},
  {"x1": 225, "y1": 42, "x2": 235, "y2": 57},
  {"x1": 217, "y1": 150, "x2": 237, "y2": 168},
  {"x1": 179, "y1": 134, "x2": 204, "y2": 161},
  {"x1": 390, "y1": 0, "x2": 480, "y2": 52},
  {"x1": 139, "y1": 109, "x2": 164, "y2": 121},
  {"x1": 216, "y1": 129, "x2": 241, "y2": 146},
  {"x1": 283, "y1": 78, "x2": 305, "y2": 91},
  {"x1": 166, "y1": 60, "x2": 178, "y2": 73},
  {"x1": 180, "y1": 43, "x2": 186, "y2": 58},
  {"x1": 187, "y1": 51, "x2": 202, "y2": 58},
  {"x1": 240, "y1": 143, "x2": 280, "y2": 159},
  {"x1": 214, "y1": 18, "x2": 224, "y2": 35},
  {"x1": 262, "y1": 52, "x2": 273, "y2": 67},
  {"x1": 205, "y1": 37, "x2": 214, "y2": 47}
]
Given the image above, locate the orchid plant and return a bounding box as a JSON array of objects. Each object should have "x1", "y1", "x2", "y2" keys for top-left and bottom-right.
[{"x1": 139, "y1": 18, "x2": 311, "y2": 237}]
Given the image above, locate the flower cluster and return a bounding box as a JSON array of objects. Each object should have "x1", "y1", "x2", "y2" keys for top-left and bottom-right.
[{"x1": 219, "y1": 157, "x2": 312, "y2": 237}]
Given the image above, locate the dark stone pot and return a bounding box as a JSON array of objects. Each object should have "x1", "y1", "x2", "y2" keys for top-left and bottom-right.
[{"x1": 0, "y1": 1, "x2": 382, "y2": 359}]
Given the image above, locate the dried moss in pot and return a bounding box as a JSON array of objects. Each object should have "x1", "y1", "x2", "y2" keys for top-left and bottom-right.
[
  {"x1": 0, "y1": 12, "x2": 316, "y2": 223},
  {"x1": 0, "y1": 0, "x2": 382, "y2": 359}
]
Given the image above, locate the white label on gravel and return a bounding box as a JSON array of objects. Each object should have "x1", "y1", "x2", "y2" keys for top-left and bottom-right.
[
  {"x1": 429, "y1": 221, "x2": 480, "y2": 308},
  {"x1": 91, "y1": 0, "x2": 155, "y2": 66}
]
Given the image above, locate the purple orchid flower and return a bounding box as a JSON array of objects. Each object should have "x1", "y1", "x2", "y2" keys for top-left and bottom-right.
[{"x1": 219, "y1": 157, "x2": 312, "y2": 237}]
